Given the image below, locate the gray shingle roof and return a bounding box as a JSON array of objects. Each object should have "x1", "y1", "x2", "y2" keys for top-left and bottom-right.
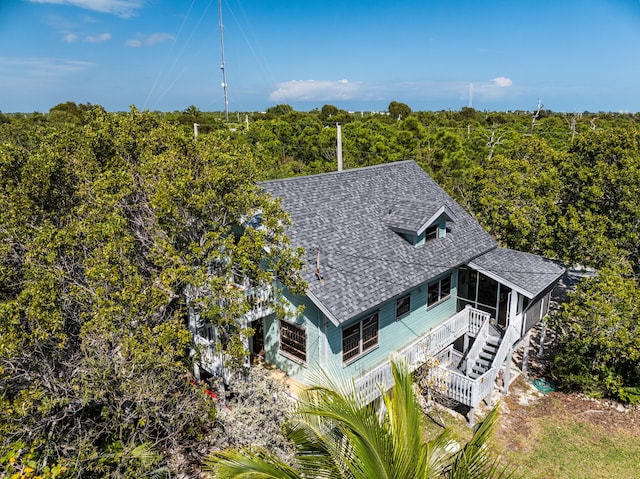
[
  {"x1": 260, "y1": 161, "x2": 498, "y2": 324},
  {"x1": 468, "y1": 247, "x2": 565, "y2": 298}
]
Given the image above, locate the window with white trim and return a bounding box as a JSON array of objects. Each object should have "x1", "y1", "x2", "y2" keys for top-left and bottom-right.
[
  {"x1": 427, "y1": 275, "x2": 452, "y2": 308},
  {"x1": 396, "y1": 295, "x2": 411, "y2": 320},
  {"x1": 342, "y1": 312, "x2": 379, "y2": 363},
  {"x1": 425, "y1": 224, "x2": 439, "y2": 242},
  {"x1": 279, "y1": 320, "x2": 306, "y2": 363}
]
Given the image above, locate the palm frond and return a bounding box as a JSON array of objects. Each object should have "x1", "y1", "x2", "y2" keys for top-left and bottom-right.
[
  {"x1": 204, "y1": 447, "x2": 302, "y2": 479},
  {"x1": 447, "y1": 403, "x2": 516, "y2": 479}
]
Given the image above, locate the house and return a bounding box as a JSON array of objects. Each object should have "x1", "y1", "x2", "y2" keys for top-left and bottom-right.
[{"x1": 192, "y1": 160, "x2": 564, "y2": 423}]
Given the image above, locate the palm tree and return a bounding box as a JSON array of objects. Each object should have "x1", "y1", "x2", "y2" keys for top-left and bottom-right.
[{"x1": 205, "y1": 361, "x2": 512, "y2": 478}]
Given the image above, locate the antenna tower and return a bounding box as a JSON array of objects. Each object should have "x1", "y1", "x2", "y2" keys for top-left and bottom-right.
[{"x1": 218, "y1": 0, "x2": 229, "y2": 121}]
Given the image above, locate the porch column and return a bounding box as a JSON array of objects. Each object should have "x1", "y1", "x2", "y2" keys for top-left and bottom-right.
[
  {"x1": 521, "y1": 332, "x2": 532, "y2": 376},
  {"x1": 509, "y1": 291, "x2": 518, "y2": 324},
  {"x1": 502, "y1": 347, "x2": 513, "y2": 394},
  {"x1": 468, "y1": 407, "x2": 475, "y2": 427},
  {"x1": 538, "y1": 322, "x2": 547, "y2": 356},
  {"x1": 193, "y1": 358, "x2": 201, "y2": 381}
]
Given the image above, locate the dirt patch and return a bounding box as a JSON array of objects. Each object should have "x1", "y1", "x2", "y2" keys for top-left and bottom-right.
[{"x1": 496, "y1": 376, "x2": 640, "y2": 453}]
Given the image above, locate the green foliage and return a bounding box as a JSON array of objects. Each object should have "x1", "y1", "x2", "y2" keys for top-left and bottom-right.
[
  {"x1": 0, "y1": 442, "x2": 69, "y2": 478},
  {"x1": 469, "y1": 135, "x2": 561, "y2": 255},
  {"x1": 388, "y1": 101, "x2": 412, "y2": 120},
  {"x1": 549, "y1": 263, "x2": 640, "y2": 403},
  {"x1": 265, "y1": 104, "x2": 295, "y2": 117},
  {"x1": 0, "y1": 106, "x2": 303, "y2": 476},
  {"x1": 557, "y1": 129, "x2": 640, "y2": 268},
  {"x1": 3, "y1": 102, "x2": 640, "y2": 473}
]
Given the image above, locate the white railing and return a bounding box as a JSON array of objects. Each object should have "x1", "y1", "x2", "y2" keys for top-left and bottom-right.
[
  {"x1": 467, "y1": 308, "x2": 489, "y2": 336},
  {"x1": 435, "y1": 345, "x2": 464, "y2": 367},
  {"x1": 193, "y1": 334, "x2": 225, "y2": 376},
  {"x1": 353, "y1": 361, "x2": 395, "y2": 405},
  {"x1": 245, "y1": 282, "x2": 275, "y2": 320},
  {"x1": 423, "y1": 306, "x2": 489, "y2": 356},
  {"x1": 464, "y1": 314, "x2": 493, "y2": 375},
  {"x1": 354, "y1": 306, "x2": 490, "y2": 404},
  {"x1": 191, "y1": 281, "x2": 273, "y2": 379},
  {"x1": 429, "y1": 322, "x2": 520, "y2": 408}
]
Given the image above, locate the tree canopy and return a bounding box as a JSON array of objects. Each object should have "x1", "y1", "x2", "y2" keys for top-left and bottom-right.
[
  {"x1": 0, "y1": 107, "x2": 303, "y2": 477},
  {"x1": 2, "y1": 103, "x2": 640, "y2": 474}
]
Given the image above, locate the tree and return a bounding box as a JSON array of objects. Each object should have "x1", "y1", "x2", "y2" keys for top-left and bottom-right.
[
  {"x1": 388, "y1": 101, "x2": 412, "y2": 120},
  {"x1": 421, "y1": 129, "x2": 474, "y2": 198},
  {"x1": 468, "y1": 135, "x2": 561, "y2": 256},
  {"x1": 549, "y1": 262, "x2": 640, "y2": 404},
  {"x1": 0, "y1": 106, "x2": 304, "y2": 476},
  {"x1": 266, "y1": 104, "x2": 295, "y2": 118},
  {"x1": 206, "y1": 362, "x2": 510, "y2": 479},
  {"x1": 556, "y1": 129, "x2": 640, "y2": 270}
]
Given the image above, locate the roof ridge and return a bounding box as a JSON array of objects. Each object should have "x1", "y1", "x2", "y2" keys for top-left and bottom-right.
[{"x1": 259, "y1": 160, "x2": 418, "y2": 186}]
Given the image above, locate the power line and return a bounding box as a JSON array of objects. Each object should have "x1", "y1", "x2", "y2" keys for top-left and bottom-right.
[{"x1": 143, "y1": 0, "x2": 197, "y2": 110}]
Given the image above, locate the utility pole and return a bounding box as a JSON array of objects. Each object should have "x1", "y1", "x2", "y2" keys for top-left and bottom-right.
[
  {"x1": 336, "y1": 123, "x2": 343, "y2": 172},
  {"x1": 218, "y1": 0, "x2": 229, "y2": 121}
]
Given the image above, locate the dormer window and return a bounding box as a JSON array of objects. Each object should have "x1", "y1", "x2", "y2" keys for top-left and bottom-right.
[
  {"x1": 385, "y1": 200, "x2": 454, "y2": 246},
  {"x1": 425, "y1": 224, "x2": 439, "y2": 242}
]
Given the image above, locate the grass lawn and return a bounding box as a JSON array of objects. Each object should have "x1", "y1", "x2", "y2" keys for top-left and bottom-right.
[
  {"x1": 422, "y1": 378, "x2": 640, "y2": 479},
  {"x1": 499, "y1": 413, "x2": 640, "y2": 478}
]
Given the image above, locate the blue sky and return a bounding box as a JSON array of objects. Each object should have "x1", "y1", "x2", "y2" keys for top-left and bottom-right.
[{"x1": 1, "y1": 0, "x2": 640, "y2": 113}]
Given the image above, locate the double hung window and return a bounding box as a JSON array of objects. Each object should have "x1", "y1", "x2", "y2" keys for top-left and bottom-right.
[
  {"x1": 342, "y1": 312, "x2": 379, "y2": 363},
  {"x1": 427, "y1": 275, "x2": 452, "y2": 308},
  {"x1": 279, "y1": 321, "x2": 306, "y2": 363}
]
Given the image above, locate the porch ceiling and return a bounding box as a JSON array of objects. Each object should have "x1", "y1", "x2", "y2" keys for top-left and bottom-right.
[{"x1": 468, "y1": 247, "x2": 565, "y2": 299}]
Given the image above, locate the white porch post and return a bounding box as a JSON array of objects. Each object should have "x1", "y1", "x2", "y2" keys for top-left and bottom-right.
[
  {"x1": 509, "y1": 291, "x2": 518, "y2": 324},
  {"x1": 193, "y1": 358, "x2": 201, "y2": 381},
  {"x1": 538, "y1": 321, "x2": 547, "y2": 356},
  {"x1": 502, "y1": 347, "x2": 513, "y2": 394},
  {"x1": 521, "y1": 331, "x2": 532, "y2": 375}
]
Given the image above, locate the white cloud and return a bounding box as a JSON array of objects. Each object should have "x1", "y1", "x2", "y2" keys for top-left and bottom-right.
[
  {"x1": 0, "y1": 57, "x2": 95, "y2": 80},
  {"x1": 145, "y1": 33, "x2": 174, "y2": 46},
  {"x1": 84, "y1": 32, "x2": 111, "y2": 43},
  {"x1": 125, "y1": 32, "x2": 174, "y2": 47},
  {"x1": 62, "y1": 33, "x2": 79, "y2": 43},
  {"x1": 492, "y1": 77, "x2": 513, "y2": 87},
  {"x1": 269, "y1": 79, "x2": 362, "y2": 102},
  {"x1": 28, "y1": 0, "x2": 145, "y2": 18}
]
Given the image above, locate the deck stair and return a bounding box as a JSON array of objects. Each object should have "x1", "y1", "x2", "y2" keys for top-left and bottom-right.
[
  {"x1": 460, "y1": 317, "x2": 503, "y2": 378},
  {"x1": 467, "y1": 328, "x2": 502, "y2": 379}
]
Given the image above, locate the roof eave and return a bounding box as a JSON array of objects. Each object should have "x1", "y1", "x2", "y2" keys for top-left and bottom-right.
[{"x1": 306, "y1": 289, "x2": 341, "y2": 327}]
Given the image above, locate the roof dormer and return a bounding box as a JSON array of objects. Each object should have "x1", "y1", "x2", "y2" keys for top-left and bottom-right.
[{"x1": 385, "y1": 200, "x2": 455, "y2": 246}]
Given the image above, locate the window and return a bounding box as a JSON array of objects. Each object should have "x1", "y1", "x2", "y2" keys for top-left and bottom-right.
[
  {"x1": 396, "y1": 295, "x2": 411, "y2": 319},
  {"x1": 279, "y1": 321, "x2": 306, "y2": 363},
  {"x1": 425, "y1": 224, "x2": 439, "y2": 242},
  {"x1": 342, "y1": 312, "x2": 379, "y2": 363},
  {"x1": 427, "y1": 275, "x2": 452, "y2": 308}
]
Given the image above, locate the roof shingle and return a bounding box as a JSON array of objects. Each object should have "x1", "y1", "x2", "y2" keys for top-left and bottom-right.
[{"x1": 468, "y1": 247, "x2": 565, "y2": 298}]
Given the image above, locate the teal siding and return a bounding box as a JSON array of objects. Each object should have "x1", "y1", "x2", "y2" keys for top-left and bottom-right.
[
  {"x1": 265, "y1": 270, "x2": 460, "y2": 386},
  {"x1": 325, "y1": 269, "x2": 458, "y2": 383},
  {"x1": 416, "y1": 217, "x2": 447, "y2": 246},
  {"x1": 263, "y1": 288, "x2": 323, "y2": 384}
]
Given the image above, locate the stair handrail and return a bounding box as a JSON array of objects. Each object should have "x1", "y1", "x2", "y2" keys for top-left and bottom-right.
[
  {"x1": 463, "y1": 313, "x2": 493, "y2": 375},
  {"x1": 483, "y1": 323, "x2": 519, "y2": 383}
]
